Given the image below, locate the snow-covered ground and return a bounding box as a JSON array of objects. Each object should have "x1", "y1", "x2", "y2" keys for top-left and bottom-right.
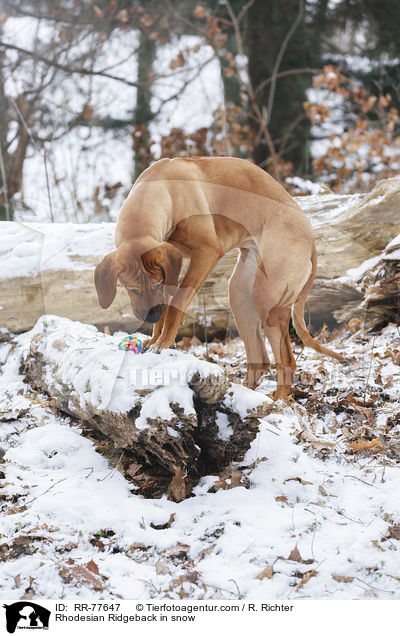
[{"x1": 0, "y1": 318, "x2": 399, "y2": 600}]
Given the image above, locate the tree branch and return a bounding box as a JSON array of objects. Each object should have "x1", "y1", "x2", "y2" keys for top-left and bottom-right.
[{"x1": 0, "y1": 40, "x2": 140, "y2": 88}]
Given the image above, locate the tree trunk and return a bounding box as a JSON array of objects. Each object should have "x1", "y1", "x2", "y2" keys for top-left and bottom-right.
[
  {"x1": 19, "y1": 315, "x2": 270, "y2": 500},
  {"x1": 1, "y1": 177, "x2": 399, "y2": 335},
  {"x1": 133, "y1": 30, "x2": 156, "y2": 180}
]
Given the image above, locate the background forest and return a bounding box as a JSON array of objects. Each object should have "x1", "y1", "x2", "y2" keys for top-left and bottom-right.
[{"x1": 0, "y1": 0, "x2": 399, "y2": 223}]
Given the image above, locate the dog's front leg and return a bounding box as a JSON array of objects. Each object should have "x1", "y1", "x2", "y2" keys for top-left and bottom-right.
[
  {"x1": 142, "y1": 312, "x2": 166, "y2": 351},
  {"x1": 149, "y1": 247, "x2": 222, "y2": 352}
]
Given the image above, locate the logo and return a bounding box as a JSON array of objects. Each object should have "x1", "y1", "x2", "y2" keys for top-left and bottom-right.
[{"x1": 3, "y1": 602, "x2": 50, "y2": 634}]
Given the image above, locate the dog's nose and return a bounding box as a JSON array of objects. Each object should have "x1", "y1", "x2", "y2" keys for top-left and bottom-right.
[{"x1": 145, "y1": 304, "x2": 164, "y2": 323}]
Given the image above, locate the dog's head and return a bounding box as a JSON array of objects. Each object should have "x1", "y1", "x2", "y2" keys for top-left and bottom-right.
[{"x1": 94, "y1": 241, "x2": 182, "y2": 323}]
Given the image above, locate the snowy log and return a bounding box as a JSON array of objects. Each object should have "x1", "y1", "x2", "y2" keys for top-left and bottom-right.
[
  {"x1": 1, "y1": 176, "x2": 400, "y2": 334},
  {"x1": 334, "y1": 233, "x2": 400, "y2": 330},
  {"x1": 19, "y1": 316, "x2": 272, "y2": 500}
]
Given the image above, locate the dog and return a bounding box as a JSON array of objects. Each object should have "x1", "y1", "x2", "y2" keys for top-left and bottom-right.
[{"x1": 94, "y1": 156, "x2": 346, "y2": 400}]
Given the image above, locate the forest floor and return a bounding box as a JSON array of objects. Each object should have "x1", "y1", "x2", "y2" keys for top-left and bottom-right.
[{"x1": 0, "y1": 321, "x2": 399, "y2": 600}]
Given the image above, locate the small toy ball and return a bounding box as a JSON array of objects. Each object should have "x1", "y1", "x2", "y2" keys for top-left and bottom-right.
[{"x1": 118, "y1": 336, "x2": 143, "y2": 353}]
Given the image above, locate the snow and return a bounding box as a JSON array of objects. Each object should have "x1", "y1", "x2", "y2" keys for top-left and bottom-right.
[
  {"x1": 1, "y1": 318, "x2": 400, "y2": 600},
  {"x1": 17, "y1": 315, "x2": 228, "y2": 420},
  {"x1": 0, "y1": 221, "x2": 115, "y2": 278}
]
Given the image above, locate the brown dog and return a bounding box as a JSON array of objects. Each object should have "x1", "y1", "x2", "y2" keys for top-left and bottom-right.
[{"x1": 94, "y1": 157, "x2": 346, "y2": 400}]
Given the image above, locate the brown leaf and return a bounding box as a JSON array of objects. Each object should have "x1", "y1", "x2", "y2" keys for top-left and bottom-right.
[
  {"x1": 284, "y1": 477, "x2": 313, "y2": 485},
  {"x1": 332, "y1": 575, "x2": 354, "y2": 583},
  {"x1": 150, "y1": 513, "x2": 175, "y2": 530},
  {"x1": 14, "y1": 573, "x2": 21, "y2": 588},
  {"x1": 199, "y1": 544, "x2": 215, "y2": 560},
  {"x1": 59, "y1": 564, "x2": 103, "y2": 591},
  {"x1": 256, "y1": 565, "x2": 274, "y2": 580},
  {"x1": 56, "y1": 542, "x2": 77, "y2": 553},
  {"x1": 348, "y1": 438, "x2": 383, "y2": 453},
  {"x1": 170, "y1": 51, "x2": 185, "y2": 70},
  {"x1": 165, "y1": 542, "x2": 190, "y2": 558},
  {"x1": 387, "y1": 524, "x2": 400, "y2": 539},
  {"x1": 93, "y1": 5, "x2": 104, "y2": 18},
  {"x1": 167, "y1": 469, "x2": 187, "y2": 502},
  {"x1": 193, "y1": 5, "x2": 207, "y2": 18},
  {"x1": 21, "y1": 588, "x2": 35, "y2": 600},
  {"x1": 86, "y1": 559, "x2": 99, "y2": 575},
  {"x1": 275, "y1": 495, "x2": 288, "y2": 504},
  {"x1": 171, "y1": 571, "x2": 199, "y2": 586},
  {"x1": 296, "y1": 569, "x2": 317, "y2": 590},
  {"x1": 287, "y1": 545, "x2": 302, "y2": 562},
  {"x1": 155, "y1": 559, "x2": 170, "y2": 575}
]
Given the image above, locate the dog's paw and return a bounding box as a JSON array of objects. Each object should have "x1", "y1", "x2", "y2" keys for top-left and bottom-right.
[
  {"x1": 148, "y1": 338, "x2": 176, "y2": 353},
  {"x1": 141, "y1": 338, "x2": 156, "y2": 352}
]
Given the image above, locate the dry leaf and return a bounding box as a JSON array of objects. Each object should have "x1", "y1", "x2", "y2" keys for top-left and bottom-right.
[
  {"x1": 387, "y1": 524, "x2": 400, "y2": 539},
  {"x1": 287, "y1": 545, "x2": 302, "y2": 562},
  {"x1": 348, "y1": 438, "x2": 383, "y2": 453},
  {"x1": 165, "y1": 542, "x2": 190, "y2": 558},
  {"x1": 285, "y1": 477, "x2": 314, "y2": 485},
  {"x1": 296, "y1": 569, "x2": 317, "y2": 589},
  {"x1": 256, "y1": 565, "x2": 274, "y2": 580},
  {"x1": 14, "y1": 573, "x2": 21, "y2": 588},
  {"x1": 193, "y1": 5, "x2": 207, "y2": 18},
  {"x1": 167, "y1": 468, "x2": 186, "y2": 502},
  {"x1": 155, "y1": 560, "x2": 170, "y2": 575},
  {"x1": 171, "y1": 571, "x2": 199, "y2": 586},
  {"x1": 59, "y1": 564, "x2": 103, "y2": 591},
  {"x1": 332, "y1": 575, "x2": 354, "y2": 583},
  {"x1": 170, "y1": 52, "x2": 185, "y2": 70},
  {"x1": 275, "y1": 495, "x2": 288, "y2": 504},
  {"x1": 86, "y1": 559, "x2": 99, "y2": 575},
  {"x1": 199, "y1": 544, "x2": 215, "y2": 560},
  {"x1": 150, "y1": 513, "x2": 175, "y2": 530},
  {"x1": 93, "y1": 5, "x2": 104, "y2": 18}
]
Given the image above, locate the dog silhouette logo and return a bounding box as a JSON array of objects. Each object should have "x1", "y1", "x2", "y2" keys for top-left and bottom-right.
[{"x1": 3, "y1": 602, "x2": 50, "y2": 633}]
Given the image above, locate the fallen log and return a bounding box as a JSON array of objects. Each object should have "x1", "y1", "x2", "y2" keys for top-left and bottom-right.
[
  {"x1": 19, "y1": 315, "x2": 272, "y2": 500},
  {"x1": 334, "y1": 233, "x2": 400, "y2": 330},
  {"x1": 1, "y1": 176, "x2": 400, "y2": 334}
]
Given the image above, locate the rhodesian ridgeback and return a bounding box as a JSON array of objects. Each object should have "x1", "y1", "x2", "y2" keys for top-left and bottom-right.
[{"x1": 95, "y1": 157, "x2": 346, "y2": 400}]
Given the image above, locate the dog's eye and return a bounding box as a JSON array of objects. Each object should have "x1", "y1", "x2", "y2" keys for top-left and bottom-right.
[{"x1": 127, "y1": 288, "x2": 139, "y2": 295}]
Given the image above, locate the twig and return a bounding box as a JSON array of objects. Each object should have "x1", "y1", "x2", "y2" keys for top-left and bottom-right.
[
  {"x1": 0, "y1": 141, "x2": 10, "y2": 220},
  {"x1": 0, "y1": 40, "x2": 140, "y2": 88},
  {"x1": 363, "y1": 336, "x2": 376, "y2": 404}
]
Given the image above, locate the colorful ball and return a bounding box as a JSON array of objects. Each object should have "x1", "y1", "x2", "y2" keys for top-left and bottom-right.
[{"x1": 118, "y1": 336, "x2": 143, "y2": 353}]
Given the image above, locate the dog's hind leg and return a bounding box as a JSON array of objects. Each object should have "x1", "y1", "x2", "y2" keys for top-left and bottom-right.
[
  {"x1": 263, "y1": 306, "x2": 295, "y2": 401},
  {"x1": 229, "y1": 248, "x2": 269, "y2": 388},
  {"x1": 253, "y1": 237, "x2": 312, "y2": 400}
]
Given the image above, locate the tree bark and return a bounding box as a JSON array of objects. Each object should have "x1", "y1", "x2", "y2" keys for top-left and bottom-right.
[{"x1": 19, "y1": 316, "x2": 270, "y2": 500}]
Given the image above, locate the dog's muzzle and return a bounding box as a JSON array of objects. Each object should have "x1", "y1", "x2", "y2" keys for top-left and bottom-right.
[{"x1": 145, "y1": 304, "x2": 165, "y2": 323}]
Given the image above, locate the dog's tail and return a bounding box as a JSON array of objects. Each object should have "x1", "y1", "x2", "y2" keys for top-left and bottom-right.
[{"x1": 292, "y1": 245, "x2": 347, "y2": 363}]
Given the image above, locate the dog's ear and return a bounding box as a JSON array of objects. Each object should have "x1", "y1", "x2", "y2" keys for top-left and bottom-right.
[
  {"x1": 141, "y1": 243, "x2": 182, "y2": 287},
  {"x1": 94, "y1": 251, "x2": 123, "y2": 308}
]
